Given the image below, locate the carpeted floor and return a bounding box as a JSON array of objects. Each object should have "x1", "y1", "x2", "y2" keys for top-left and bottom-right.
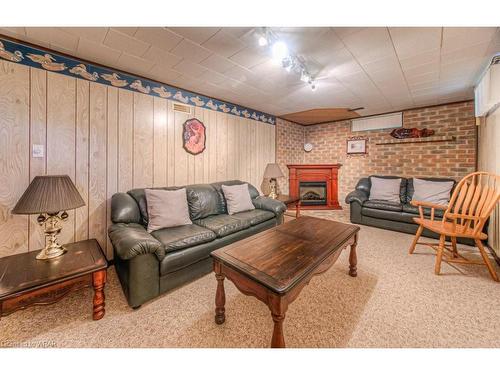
[{"x1": 1, "y1": 210, "x2": 500, "y2": 348}]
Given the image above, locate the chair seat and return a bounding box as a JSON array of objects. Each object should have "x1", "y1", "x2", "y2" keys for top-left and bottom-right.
[{"x1": 413, "y1": 218, "x2": 487, "y2": 240}]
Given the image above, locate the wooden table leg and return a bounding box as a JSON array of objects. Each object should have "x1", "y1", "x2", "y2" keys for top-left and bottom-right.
[
  {"x1": 349, "y1": 233, "x2": 358, "y2": 277},
  {"x1": 295, "y1": 200, "x2": 301, "y2": 218},
  {"x1": 214, "y1": 262, "x2": 226, "y2": 325},
  {"x1": 269, "y1": 294, "x2": 288, "y2": 348},
  {"x1": 92, "y1": 270, "x2": 106, "y2": 320}
]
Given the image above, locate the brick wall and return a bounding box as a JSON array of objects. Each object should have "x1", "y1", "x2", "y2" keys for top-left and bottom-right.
[
  {"x1": 276, "y1": 118, "x2": 305, "y2": 194},
  {"x1": 277, "y1": 101, "x2": 477, "y2": 203}
]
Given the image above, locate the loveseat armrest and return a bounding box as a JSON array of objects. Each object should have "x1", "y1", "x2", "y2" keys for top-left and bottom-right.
[
  {"x1": 108, "y1": 223, "x2": 165, "y2": 261},
  {"x1": 252, "y1": 196, "x2": 287, "y2": 216},
  {"x1": 345, "y1": 190, "x2": 369, "y2": 206}
]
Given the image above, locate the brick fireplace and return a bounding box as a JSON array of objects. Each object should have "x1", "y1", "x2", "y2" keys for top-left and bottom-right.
[{"x1": 287, "y1": 164, "x2": 342, "y2": 210}]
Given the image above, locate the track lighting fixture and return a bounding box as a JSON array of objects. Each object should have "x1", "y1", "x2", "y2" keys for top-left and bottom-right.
[{"x1": 257, "y1": 28, "x2": 317, "y2": 91}]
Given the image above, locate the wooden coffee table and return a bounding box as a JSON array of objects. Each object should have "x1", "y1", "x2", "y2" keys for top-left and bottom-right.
[
  {"x1": 211, "y1": 216, "x2": 359, "y2": 348},
  {"x1": 0, "y1": 239, "x2": 107, "y2": 321}
]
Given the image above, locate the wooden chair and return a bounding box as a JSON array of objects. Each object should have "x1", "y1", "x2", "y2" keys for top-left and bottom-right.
[{"x1": 408, "y1": 172, "x2": 500, "y2": 281}]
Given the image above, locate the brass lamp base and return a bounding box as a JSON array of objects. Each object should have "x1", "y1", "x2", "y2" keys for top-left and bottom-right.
[
  {"x1": 37, "y1": 212, "x2": 68, "y2": 260},
  {"x1": 268, "y1": 178, "x2": 278, "y2": 199}
]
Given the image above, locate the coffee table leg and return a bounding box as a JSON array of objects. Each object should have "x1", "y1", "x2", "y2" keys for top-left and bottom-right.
[
  {"x1": 269, "y1": 294, "x2": 288, "y2": 348},
  {"x1": 349, "y1": 233, "x2": 358, "y2": 277},
  {"x1": 92, "y1": 269, "x2": 106, "y2": 320},
  {"x1": 296, "y1": 200, "x2": 301, "y2": 218},
  {"x1": 214, "y1": 262, "x2": 226, "y2": 325}
]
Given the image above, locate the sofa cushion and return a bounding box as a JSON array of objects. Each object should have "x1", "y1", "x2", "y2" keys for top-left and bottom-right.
[
  {"x1": 231, "y1": 209, "x2": 275, "y2": 226},
  {"x1": 128, "y1": 186, "x2": 180, "y2": 226},
  {"x1": 211, "y1": 180, "x2": 259, "y2": 214},
  {"x1": 222, "y1": 183, "x2": 255, "y2": 215},
  {"x1": 402, "y1": 203, "x2": 445, "y2": 218},
  {"x1": 361, "y1": 207, "x2": 405, "y2": 222},
  {"x1": 406, "y1": 177, "x2": 456, "y2": 203},
  {"x1": 409, "y1": 178, "x2": 454, "y2": 205},
  {"x1": 363, "y1": 199, "x2": 403, "y2": 212},
  {"x1": 145, "y1": 188, "x2": 192, "y2": 232},
  {"x1": 186, "y1": 184, "x2": 220, "y2": 220},
  {"x1": 194, "y1": 214, "x2": 250, "y2": 238},
  {"x1": 369, "y1": 175, "x2": 407, "y2": 203},
  {"x1": 151, "y1": 224, "x2": 216, "y2": 253},
  {"x1": 369, "y1": 177, "x2": 402, "y2": 202}
]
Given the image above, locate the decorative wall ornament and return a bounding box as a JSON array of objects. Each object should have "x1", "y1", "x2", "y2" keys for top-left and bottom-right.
[
  {"x1": 183, "y1": 118, "x2": 206, "y2": 155},
  {"x1": 390, "y1": 128, "x2": 435, "y2": 139},
  {"x1": 346, "y1": 137, "x2": 368, "y2": 156},
  {"x1": 0, "y1": 36, "x2": 276, "y2": 126}
]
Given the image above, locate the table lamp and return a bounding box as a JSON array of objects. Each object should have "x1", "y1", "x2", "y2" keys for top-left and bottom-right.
[
  {"x1": 12, "y1": 175, "x2": 85, "y2": 260},
  {"x1": 263, "y1": 163, "x2": 284, "y2": 199}
]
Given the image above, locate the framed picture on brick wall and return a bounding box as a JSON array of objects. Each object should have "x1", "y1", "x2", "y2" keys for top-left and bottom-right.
[{"x1": 346, "y1": 137, "x2": 367, "y2": 155}]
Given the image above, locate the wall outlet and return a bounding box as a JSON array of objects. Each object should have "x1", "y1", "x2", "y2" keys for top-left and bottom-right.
[{"x1": 32, "y1": 144, "x2": 44, "y2": 158}]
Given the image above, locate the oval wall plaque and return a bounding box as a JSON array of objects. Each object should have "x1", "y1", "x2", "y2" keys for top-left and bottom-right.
[{"x1": 183, "y1": 118, "x2": 206, "y2": 155}]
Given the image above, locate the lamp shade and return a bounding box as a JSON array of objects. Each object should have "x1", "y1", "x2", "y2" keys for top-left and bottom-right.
[
  {"x1": 263, "y1": 163, "x2": 284, "y2": 179},
  {"x1": 12, "y1": 175, "x2": 85, "y2": 215}
]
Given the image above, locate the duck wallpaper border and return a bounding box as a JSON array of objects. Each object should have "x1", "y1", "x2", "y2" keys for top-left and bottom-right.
[{"x1": 0, "y1": 36, "x2": 276, "y2": 125}]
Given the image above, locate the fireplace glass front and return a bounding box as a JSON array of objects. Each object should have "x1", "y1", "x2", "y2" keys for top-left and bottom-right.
[{"x1": 299, "y1": 181, "x2": 327, "y2": 206}]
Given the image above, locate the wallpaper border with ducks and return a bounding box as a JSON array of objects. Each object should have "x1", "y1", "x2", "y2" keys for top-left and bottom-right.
[{"x1": 0, "y1": 36, "x2": 276, "y2": 125}]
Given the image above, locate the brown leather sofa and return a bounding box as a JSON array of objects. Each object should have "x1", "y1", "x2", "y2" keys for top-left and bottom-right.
[{"x1": 108, "y1": 180, "x2": 286, "y2": 308}]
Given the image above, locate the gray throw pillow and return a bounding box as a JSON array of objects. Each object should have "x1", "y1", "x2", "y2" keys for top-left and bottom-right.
[
  {"x1": 222, "y1": 183, "x2": 255, "y2": 215},
  {"x1": 369, "y1": 177, "x2": 401, "y2": 203},
  {"x1": 412, "y1": 178, "x2": 454, "y2": 206},
  {"x1": 145, "y1": 188, "x2": 192, "y2": 232}
]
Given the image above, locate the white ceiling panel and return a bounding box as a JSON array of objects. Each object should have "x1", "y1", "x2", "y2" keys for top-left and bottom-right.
[{"x1": 1, "y1": 26, "x2": 497, "y2": 120}]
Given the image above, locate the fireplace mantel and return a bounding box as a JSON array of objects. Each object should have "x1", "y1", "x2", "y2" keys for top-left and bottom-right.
[{"x1": 287, "y1": 164, "x2": 342, "y2": 210}]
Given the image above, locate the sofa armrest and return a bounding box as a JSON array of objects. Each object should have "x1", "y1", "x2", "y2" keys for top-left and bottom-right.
[
  {"x1": 345, "y1": 190, "x2": 369, "y2": 205},
  {"x1": 108, "y1": 223, "x2": 164, "y2": 261},
  {"x1": 252, "y1": 196, "x2": 287, "y2": 216}
]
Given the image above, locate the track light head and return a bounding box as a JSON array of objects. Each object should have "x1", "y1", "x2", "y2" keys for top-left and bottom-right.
[{"x1": 258, "y1": 35, "x2": 268, "y2": 46}]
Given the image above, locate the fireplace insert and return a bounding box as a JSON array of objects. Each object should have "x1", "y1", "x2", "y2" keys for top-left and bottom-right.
[{"x1": 299, "y1": 181, "x2": 327, "y2": 206}]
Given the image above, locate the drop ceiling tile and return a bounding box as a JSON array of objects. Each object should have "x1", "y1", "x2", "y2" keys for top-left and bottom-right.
[
  {"x1": 202, "y1": 30, "x2": 246, "y2": 57},
  {"x1": 76, "y1": 38, "x2": 121, "y2": 67},
  {"x1": 389, "y1": 27, "x2": 442, "y2": 59},
  {"x1": 134, "y1": 28, "x2": 183, "y2": 51},
  {"x1": 224, "y1": 65, "x2": 256, "y2": 83},
  {"x1": 399, "y1": 49, "x2": 440, "y2": 70},
  {"x1": 440, "y1": 42, "x2": 490, "y2": 65},
  {"x1": 229, "y1": 45, "x2": 269, "y2": 68},
  {"x1": 333, "y1": 27, "x2": 365, "y2": 39},
  {"x1": 198, "y1": 69, "x2": 226, "y2": 85},
  {"x1": 115, "y1": 53, "x2": 155, "y2": 76},
  {"x1": 103, "y1": 29, "x2": 150, "y2": 57},
  {"x1": 172, "y1": 60, "x2": 208, "y2": 78},
  {"x1": 169, "y1": 27, "x2": 220, "y2": 45},
  {"x1": 199, "y1": 53, "x2": 236, "y2": 73},
  {"x1": 0, "y1": 27, "x2": 26, "y2": 38},
  {"x1": 314, "y1": 48, "x2": 362, "y2": 77},
  {"x1": 442, "y1": 27, "x2": 497, "y2": 53},
  {"x1": 111, "y1": 27, "x2": 138, "y2": 37},
  {"x1": 61, "y1": 27, "x2": 108, "y2": 43},
  {"x1": 148, "y1": 65, "x2": 182, "y2": 84},
  {"x1": 338, "y1": 27, "x2": 395, "y2": 65},
  {"x1": 170, "y1": 39, "x2": 211, "y2": 63},
  {"x1": 223, "y1": 27, "x2": 254, "y2": 39},
  {"x1": 142, "y1": 46, "x2": 182, "y2": 67},
  {"x1": 403, "y1": 62, "x2": 440, "y2": 78},
  {"x1": 25, "y1": 27, "x2": 79, "y2": 51}
]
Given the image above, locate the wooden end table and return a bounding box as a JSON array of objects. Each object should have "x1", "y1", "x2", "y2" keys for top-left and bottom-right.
[
  {"x1": 0, "y1": 239, "x2": 108, "y2": 321},
  {"x1": 211, "y1": 216, "x2": 359, "y2": 348},
  {"x1": 275, "y1": 194, "x2": 301, "y2": 219}
]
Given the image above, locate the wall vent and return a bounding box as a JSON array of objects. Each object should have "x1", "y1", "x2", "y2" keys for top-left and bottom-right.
[
  {"x1": 351, "y1": 112, "x2": 402, "y2": 132},
  {"x1": 173, "y1": 103, "x2": 192, "y2": 114}
]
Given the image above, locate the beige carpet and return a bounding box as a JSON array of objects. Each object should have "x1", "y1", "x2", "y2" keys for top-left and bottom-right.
[{"x1": 1, "y1": 210, "x2": 500, "y2": 348}]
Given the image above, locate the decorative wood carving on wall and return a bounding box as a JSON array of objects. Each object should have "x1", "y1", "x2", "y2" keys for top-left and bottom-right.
[{"x1": 183, "y1": 118, "x2": 206, "y2": 155}]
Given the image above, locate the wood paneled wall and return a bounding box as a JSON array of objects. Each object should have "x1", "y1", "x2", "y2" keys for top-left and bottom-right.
[{"x1": 0, "y1": 60, "x2": 276, "y2": 259}]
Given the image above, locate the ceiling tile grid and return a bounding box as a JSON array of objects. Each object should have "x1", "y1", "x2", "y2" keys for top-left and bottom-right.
[{"x1": 0, "y1": 26, "x2": 498, "y2": 121}]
